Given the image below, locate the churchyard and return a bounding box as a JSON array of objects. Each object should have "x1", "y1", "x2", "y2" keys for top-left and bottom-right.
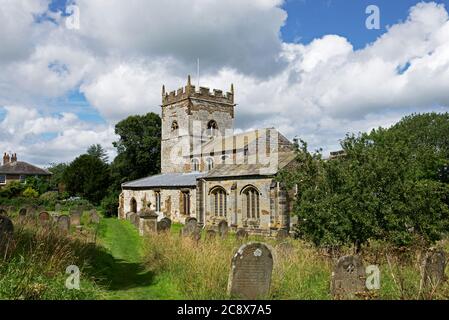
[{"x1": 1, "y1": 205, "x2": 449, "y2": 300}]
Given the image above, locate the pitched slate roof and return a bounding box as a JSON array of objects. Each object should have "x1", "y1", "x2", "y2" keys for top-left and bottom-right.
[
  {"x1": 203, "y1": 152, "x2": 296, "y2": 179},
  {"x1": 122, "y1": 172, "x2": 206, "y2": 189},
  {"x1": 0, "y1": 161, "x2": 51, "y2": 176}
]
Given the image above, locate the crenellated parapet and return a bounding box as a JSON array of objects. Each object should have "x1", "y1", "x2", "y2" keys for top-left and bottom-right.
[{"x1": 162, "y1": 75, "x2": 234, "y2": 106}]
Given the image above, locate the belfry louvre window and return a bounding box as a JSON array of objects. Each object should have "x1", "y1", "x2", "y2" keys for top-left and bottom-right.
[
  {"x1": 155, "y1": 191, "x2": 161, "y2": 212},
  {"x1": 212, "y1": 188, "x2": 227, "y2": 217},
  {"x1": 180, "y1": 191, "x2": 190, "y2": 215},
  {"x1": 243, "y1": 187, "x2": 260, "y2": 219}
]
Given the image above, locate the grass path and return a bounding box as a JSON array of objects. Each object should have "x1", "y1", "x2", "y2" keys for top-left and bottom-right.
[{"x1": 95, "y1": 218, "x2": 182, "y2": 300}]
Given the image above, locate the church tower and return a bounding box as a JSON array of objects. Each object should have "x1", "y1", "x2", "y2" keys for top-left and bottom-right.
[{"x1": 161, "y1": 76, "x2": 235, "y2": 173}]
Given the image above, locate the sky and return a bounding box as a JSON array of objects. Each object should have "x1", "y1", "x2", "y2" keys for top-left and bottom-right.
[{"x1": 1, "y1": 0, "x2": 449, "y2": 166}]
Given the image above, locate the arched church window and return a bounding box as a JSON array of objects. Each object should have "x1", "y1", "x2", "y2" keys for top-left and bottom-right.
[
  {"x1": 171, "y1": 120, "x2": 179, "y2": 132},
  {"x1": 206, "y1": 157, "x2": 214, "y2": 171},
  {"x1": 242, "y1": 186, "x2": 260, "y2": 219},
  {"x1": 207, "y1": 120, "x2": 218, "y2": 135},
  {"x1": 191, "y1": 158, "x2": 200, "y2": 172},
  {"x1": 130, "y1": 197, "x2": 137, "y2": 213},
  {"x1": 211, "y1": 187, "x2": 227, "y2": 217}
]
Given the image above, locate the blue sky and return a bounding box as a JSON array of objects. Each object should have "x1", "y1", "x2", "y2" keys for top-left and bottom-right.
[{"x1": 1, "y1": 0, "x2": 449, "y2": 165}]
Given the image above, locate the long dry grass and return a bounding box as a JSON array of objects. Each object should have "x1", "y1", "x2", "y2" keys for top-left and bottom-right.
[{"x1": 143, "y1": 229, "x2": 449, "y2": 300}]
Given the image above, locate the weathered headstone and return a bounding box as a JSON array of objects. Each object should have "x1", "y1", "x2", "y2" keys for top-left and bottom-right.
[
  {"x1": 206, "y1": 229, "x2": 217, "y2": 240},
  {"x1": 276, "y1": 229, "x2": 289, "y2": 241},
  {"x1": 191, "y1": 226, "x2": 202, "y2": 243},
  {"x1": 89, "y1": 209, "x2": 100, "y2": 224},
  {"x1": 138, "y1": 208, "x2": 158, "y2": 236},
  {"x1": 228, "y1": 242, "x2": 274, "y2": 299},
  {"x1": 331, "y1": 255, "x2": 366, "y2": 299},
  {"x1": 57, "y1": 215, "x2": 71, "y2": 232},
  {"x1": 218, "y1": 220, "x2": 229, "y2": 239},
  {"x1": 0, "y1": 215, "x2": 14, "y2": 251},
  {"x1": 70, "y1": 210, "x2": 81, "y2": 226},
  {"x1": 236, "y1": 228, "x2": 248, "y2": 240},
  {"x1": 128, "y1": 213, "x2": 139, "y2": 228},
  {"x1": 182, "y1": 218, "x2": 198, "y2": 237},
  {"x1": 157, "y1": 217, "x2": 171, "y2": 232},
  {"x1": 421, "y1": 250, "x2": 447, "y2": 288},
  {"x1": 18, "y1": 207, "x2": 27, "y2": 217},
  {"x1": 38, "y1": 212, "x2": 51, "y2": 225}
]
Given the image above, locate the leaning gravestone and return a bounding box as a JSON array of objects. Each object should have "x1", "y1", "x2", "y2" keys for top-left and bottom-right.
[
  {"x1": 157, "y1": 217, "x2": 171, "y2": 232},
  {"x1": 38, "y1": 212, "x2": 51, "y2": 225},
  {"x1": 421, "y1": 250, "x2": 447, "y2": 288},
  {"x1": 228, "y1": 242, "x2": 274, "y2": 299},
  {"x1": 57, "y1": 215, "x2": 71, "y2": 232},
  {"x1": 70, "y1": 210, "x2": 81, "y2": 226},
  {"x1": 236, "y1": 228, "x2": 248, "y2": 240},
  {"x1": 218, "y1": 220, "x2": 229, "y2": 239},
  {"x1": 331, "y1": 255, "x2": 366, "y2": 299}
]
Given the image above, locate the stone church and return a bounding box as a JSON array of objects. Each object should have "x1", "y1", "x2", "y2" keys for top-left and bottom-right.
[{"x1": 118, "y1": 76, "x2": 297, "y2": 236}]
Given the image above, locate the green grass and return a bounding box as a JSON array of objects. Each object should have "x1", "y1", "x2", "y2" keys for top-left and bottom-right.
[{"x1": 94, "y1": 218, "x2": 183, "y2": 300}]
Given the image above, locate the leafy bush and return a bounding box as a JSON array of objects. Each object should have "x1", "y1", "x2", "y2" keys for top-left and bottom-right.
[
  {"x1": 22, "y1": 187, "x2": 39, "y2": 198},
  {"x1": 0, "y1": 181, "x2": 25, "y2": 199},
  {"x1": 101, "y1": 191, "x2": 119, "y2": 217}
]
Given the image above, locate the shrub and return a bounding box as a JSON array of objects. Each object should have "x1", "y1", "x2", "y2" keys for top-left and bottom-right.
[{"x1": 22, "y1": 187, "x2": 39, "y2": 198}]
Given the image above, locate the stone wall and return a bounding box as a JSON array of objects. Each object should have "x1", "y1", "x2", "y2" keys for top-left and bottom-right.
[{"x1": 121, "y1": 187, "x2": 197, "y2": 224}]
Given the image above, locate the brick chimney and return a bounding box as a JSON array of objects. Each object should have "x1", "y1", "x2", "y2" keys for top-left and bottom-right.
[
  {"x1": 11, "y1": 153, "x2": 17, "y2": 163},
  {"x1": 3, "y1": 153, "x2": 10, "y2": 165}
]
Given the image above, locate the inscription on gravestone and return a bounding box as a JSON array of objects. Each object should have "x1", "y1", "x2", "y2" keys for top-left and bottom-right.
[
  {"x1": 228, "y1": 242, "x2": 273, "y2": 299},
  {"x1": 331, "y1": 255, "x2": 366, "y2": 299}
]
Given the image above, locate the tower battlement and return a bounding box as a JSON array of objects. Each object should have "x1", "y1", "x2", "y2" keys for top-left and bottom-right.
[{"x1": 162, "y1": 76, "x2": 234, "y2": 106}]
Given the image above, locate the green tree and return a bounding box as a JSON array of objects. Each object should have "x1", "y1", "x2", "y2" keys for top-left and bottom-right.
[
  {"x1": 47, "y1": 162, "x2": 68, "y2": 190},
  {"x1": 111, "y1": 112, "x2": 161, "y2": 190},
  {"x1": 281, "y1": 113, "x2": 449, "y2": 249},
  {"x1": 87, "y1": 144, "x2": 109, "y2": 163},
  {"x1": 62, "y1": 154, "x2": 111, "y2": 204}
]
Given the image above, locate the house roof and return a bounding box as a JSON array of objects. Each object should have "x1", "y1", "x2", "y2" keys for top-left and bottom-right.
[
  {"x1": 0, "y1": 161, "x2": 51, "y2": 176},
  {"x1": 203, "y1": 152, "x2": 296, "y2": 179},
  {"x1": 122, "y1": 172, "x2": 206, "y2": 189}
]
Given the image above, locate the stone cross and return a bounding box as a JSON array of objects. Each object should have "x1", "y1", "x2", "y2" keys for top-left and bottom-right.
[
  {"x1": 331, "y1": 255, "x2": 366, "y2": 299},
  {"x1": 228, "y1": 242, "x2": 274, "y2": 299},
  {"x1": 421, "y1": 249, "x2": 447, "y2": 289}
]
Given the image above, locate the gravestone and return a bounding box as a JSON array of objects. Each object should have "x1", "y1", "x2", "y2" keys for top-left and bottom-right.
[
  {"x1": 55, "y1": 203, "x2": 62, "y2": 212},
  {"x1": 228, "y1": 242, "x2": 274, "y2": 299},
  {"x1": 38, "y1": 212, "x2": 51, "y2": 225},
  {"x1": 0, "y1": 215, "x2": 14, "y2": 251},
  {"x1": 19, "y1": 207, "x2": 27, "y2": 217},
  {"x1": 276, "y1": 229, "x2": 289, "y2": 241},
  {"x1": 218, "y1": 220, "x2": 229, "y2": 239},
  {"x1": 206, "y1": 229, "x2": 217, "y2": 240},
  {"x1": 57, "y1": 215, "x2": 71, "y2": 232},
  {"x1": 182, "y1": 218, "x2": 198, "y2": 237},
  {"x1": 236, "y1": 228, "x2": 248, "y2": 240},
  {"x1": 422, "y1": 250, "x2": 447, "y2": 288},
  {"x1": 191, "y1": 226, "x2": 202, "y2": 243},
  {"x1": 157, "y1": 217, "x2": 171, "y2": 232},
  {"x1": 89, "y1": 210, "x2": 100, "y2": 224},
  {"x1": 70, "y1": 210, "x2": 81, "y2": 226},
  {"x1": 331, "y1": 255, "x2": 366, "y2": 299},
  {"x1": 138, "y1": 208, "x2": 158, "y2": 236}
]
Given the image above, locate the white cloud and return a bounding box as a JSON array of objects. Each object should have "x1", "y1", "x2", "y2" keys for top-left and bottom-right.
[{"x1": 1, "y1": 1, "x2": 449, "y2": 164}]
